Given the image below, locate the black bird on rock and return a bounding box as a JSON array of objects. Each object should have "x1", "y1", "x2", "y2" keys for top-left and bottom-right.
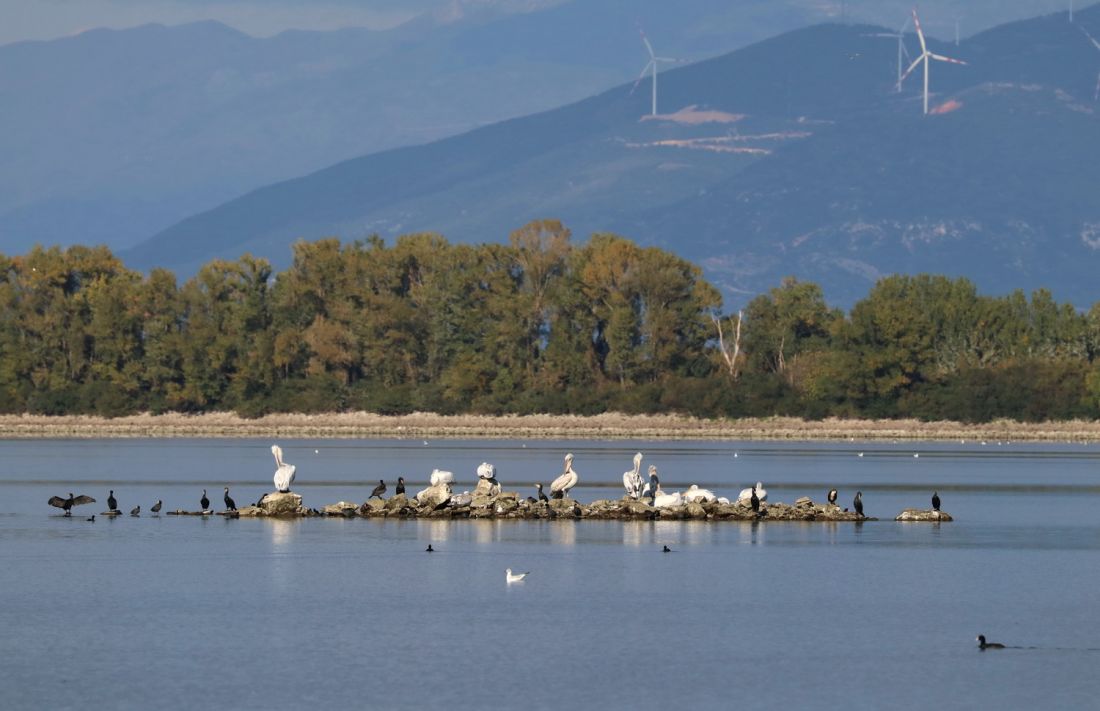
[
  {"x1": 224, "y1": 487, "x2": 237, "y2": 511},
  {"x1": 395, "y1": 477, "x2": 406, "y2": 495},
  {"x1": 932, "y1": 491, "x2": 941, "y2": 511},
  {"x1": 370, "y1": 480, "x2": 386, "y2": 499},
  {"x1": 854, "y1": 491, "x2": 864, "y2": 518},
  {"x1": 48, "y1": 493, "x2": 96, "y2": 516},
  {"x1": 151, "y1": 500, "x2": 162, "y2": 514},
  {"x1": 536, "y1": 483, "x2": 549, "y2": 503},
  {"x1": 200, "y1": 489, "x2": 210, "y2": 511},
  {"x1": 107, "y1": 490, "x2": 117, "y2": 512},
  {"x1": 750, "y1": 485, "x2": 760, "y2": 513},
  {"x1": 827, "y1": 488, "x2": 838, "y2": 505}
]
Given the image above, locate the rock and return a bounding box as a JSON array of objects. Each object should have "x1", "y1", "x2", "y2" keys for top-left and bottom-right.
[
  {"x1": 685, "y1": 502, "x2": 709, "y2": 519},
  {"x1": 416, "y1": 484, "x2": 452, "y2": 509},
  {"x1": 794, "y1": 496, "x2": 814, "y2": 507},
  {"x1": 259, "y1": 492, "x2": 303, "y2": 516},
  {"x1": 384, "y1": 494, "x2": 409, "y2": 512},
  {"x1": 323, "y1": 501, "x2": 359, "y2": 516},
  {"x1": 895, "y1": 508, "x2": 953, "y2": 522},
  {"x1": 549, "y1": 497, "x2": 580, "y2": 517},
  {"x1": 470, "y1": 494, "x2": 495, "y2": 509},
  {"x1": 474, "y1": 477, "x2": 501, "y2": 497},
  {"x1": 495, "y1": 498, "x2": 518, "y2": 515},
  {"x1": 361, "y1": 498, "x2": 387, "y2": 514}
]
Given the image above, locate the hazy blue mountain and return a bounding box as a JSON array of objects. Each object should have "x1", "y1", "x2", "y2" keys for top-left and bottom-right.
[
  {"x1": 125, "y1": 5, "x2": 1100, "y2": 308},
  {"x1": 0, "y1": 0, "x2": 1077, "y2": 256}
]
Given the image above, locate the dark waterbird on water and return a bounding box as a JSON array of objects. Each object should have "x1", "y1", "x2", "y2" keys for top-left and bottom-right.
[
  {"x1": 86, "y1": 514, "x2": 95, "y2": 522},
  {"x1": 224, "y1": 487, "x2": 237, "y2": 511},
  {"x1": 130, "y1": 505, "x2": 140, "y2": 516},
  {"x1": 854, "y1": 491, "x2": 864, "y2": 518},
  {"x1": 200, "y1": 489, "x2": 210, "y2": 511},
  {"x1": 426, "y1": 544, "x2": 434, "y2": 553},
  {"x1": 395, "y1": 477, "x2": 405, "y2": 495},
  {"x1": 932, "y1": 491, "x2": 941, "y2": 511},
  {"x1": 48, "y1": 493, "x2": 96, "y2": 516},
  {"x1": 662, "y1": 545, "x2": 672, "y2": 553},
  {"x1": 107, "y1": 490, "x2": 117, "y2": 512},
  {"x1": 370, "y1": 480, "x2": 387, "y2": 499},
  {"x1": 151, "y1": 500, "x2": 162, "y2": 514},
  {"x1": 827, "y1": 488, "x2": 838, "y2": 505},
  {"x1": 977, "y1": 635, "x2": 1005, "y2": 650}
]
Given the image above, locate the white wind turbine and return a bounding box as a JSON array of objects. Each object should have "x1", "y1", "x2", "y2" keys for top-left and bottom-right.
[
  {"x1": 897, "y1": 8, "x2": 968, "y2": 115},
  {"x1": 631, "y1": 29, "x2": 680, "y2": 116},
  {"x1": 1082, "y1": 26, "x2": 1100, "y2": 101},
  {"x1": 864, "y1": 15, "x2": 911, "y2": 92}
]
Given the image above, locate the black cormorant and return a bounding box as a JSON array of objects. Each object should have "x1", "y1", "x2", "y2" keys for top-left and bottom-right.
[
  {"x1": 536, "y1": 483, "x2": 549, "y2": 503},
  {"x1": 48, "y1": 493, "x2": 95, "y2": 516},
  {"x1": 224, "y1": 487, "x2": 237, "y2": 511},
  {"x1": 750, "y1": 485, "x2": 760, "y2": 513},
  {"x1": 827, "y1": 488, "x2": 838, "y2": 505},
  {"x1": 932, "y1": 491, "x2": 941, "y2": 511},
  {"x1": 370, "y1": 480, "x2": 386, "y2": 499},
  {"x1": 977, "y1": 635, "x2": 1004, "y2": 650},
  {"x1": 395, "y1": 477, "x2": 405, "y2": 495},
  {"x1": 200, "y1": 489, "x2": 210, "y2": 511},
  {"x1": 107, "y1": 490, "x2": 117, "y2": 512},
  {"x1": 854, "y1": 491, "x2": 864, "y2": 517}
]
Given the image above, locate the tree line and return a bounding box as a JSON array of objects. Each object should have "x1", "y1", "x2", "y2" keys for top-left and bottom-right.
[{"x1": 1, "y1": 220, "x2": 1099, "y2": 422}]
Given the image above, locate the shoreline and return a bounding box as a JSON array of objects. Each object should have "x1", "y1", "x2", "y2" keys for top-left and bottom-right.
[{"x1": 0, "y1": 411, "x2": 1098, "y2": 442}]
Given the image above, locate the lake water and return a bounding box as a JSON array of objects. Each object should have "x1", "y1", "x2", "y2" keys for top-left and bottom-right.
[{"x1": 3, "y1": 438, "x2": 1100, "y2": 710}]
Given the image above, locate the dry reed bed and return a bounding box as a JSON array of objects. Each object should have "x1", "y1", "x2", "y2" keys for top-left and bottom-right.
[{"x1": 0, "y1": 412, "x2": 1097, "y2": 442}]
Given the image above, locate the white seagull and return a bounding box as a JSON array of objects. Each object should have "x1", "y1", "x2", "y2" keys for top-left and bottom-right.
[
  {"x1": 271, "y1": 444, "x2": 296, "y2": 492},
  {"x1": 623, "y1": 452, "x2": 644, "y2": 499},
  {"x1": 506, "y1": 568, "x2": 529, "y2": 583},
  {"x1": 550, "y1": 453, "x2": 579, "y2": 498}
]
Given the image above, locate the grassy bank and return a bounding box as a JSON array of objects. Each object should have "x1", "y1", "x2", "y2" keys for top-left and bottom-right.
[{"x1": 0, "y1": 412, "x2": 1098, "y2": 442}]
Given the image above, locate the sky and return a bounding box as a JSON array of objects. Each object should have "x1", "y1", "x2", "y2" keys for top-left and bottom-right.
[{"x1": 0, "y1": 0, "x2": 548, "y2": 45}]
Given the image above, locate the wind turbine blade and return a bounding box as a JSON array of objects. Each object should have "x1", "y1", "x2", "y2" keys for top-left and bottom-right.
[
  {"x1": 899, "y1": 15, "x2": 911, "y2": 35},
  {"x1": 912, "y1": 9, "x2": 927, "y2": 53},
  {"x1": 1082, "y1": 26, "x2": 1100, "y2": 52},
  {"x1": 629, "y1": 61, "x2": 653, "y2": 94},
  {"x1": 899, "y1": 54, "x2": 925, "y2": 85},
  {"x1": 901, "y1": 40, "x2": 911, "y2": 61},
  {"x1": 930, "y1": 53, "x2": 967, "y2": 65},
  {"x1": 1094, "y1": 71, "x2": 1099, "y2": 101},
  {"x1": 639, "y1": 29, "x2": 656, "y2": 59},
  {"x1": 862, "y1": 32, "x2": 901, "y2": 37}
]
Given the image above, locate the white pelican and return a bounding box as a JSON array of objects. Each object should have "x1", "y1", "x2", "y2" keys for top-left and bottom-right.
[
  {"x1": 430, "y1": 469, "x2": 454, "y2": 487},
  {"x1": 272, "y1": 444, "x2": 296, "y2": 492},
  {"x1": 550, "y1": 453, "x2": 578, "y2": 499},
  {"x1": 652, "y1": 483, "x2": 683, "y2": 509},
  {"x1": 622, "y1": 452, "x2": 644, "y2": 499},
  {"x1": 683, "y1": 484, "x2": 717, "y2": 503},
  {"x1": 506, "y1": 568, "x2": 529, "y2": 583},
  {"x1": 737, "y1": 481, "x2": 767, "y2": 503}
]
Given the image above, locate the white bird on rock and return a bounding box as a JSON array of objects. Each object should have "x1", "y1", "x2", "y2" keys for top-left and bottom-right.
[
  {"x1": 272, "y1": 444, "x2": 296, "y2": 492},
  {"x1": 550, "y1": 453, "x2": 578, "y2": 499},
  {"x1": 652, "y1": 483, "x2": 683, "y2": 509},
  {"x1": 506, "y1": 568, "x2": 529, "y2": 583},
  {"x1": 683, "y1": 484, "x2": 717, "y2": 503},
  {"x1": 430, "y1": 469, "x2": 454, "y2": 487},
  {"x1": 737, "y1": 481, "x2": 767, "y2": 503},
  {"x1": 623, "y1": 452, "x2": 644, "y2": 499}
]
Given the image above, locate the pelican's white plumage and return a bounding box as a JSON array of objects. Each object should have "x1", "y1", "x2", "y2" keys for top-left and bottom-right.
[
  {"x1": 652, "y1": 484, "x2": 683, "y2": 509},
  {"x1": 430, "y1": 469, "x2": 454, "y2": 487},
  {"x1": 622, "y1": 452, "x2": 644, "y2": 499},
  {"x1": 477, "y1": 462, "x2": 496, "y2": 479},
  {"x1": 506, "y1": 568, "x2": 529, "y2": 583},
  {"x1": 683, "y1": 484, "x2": 717, "y2": 503},
  {"x1": 737, "y1": 481, "x2": 767, "y2": 503},
  {"x1": 272, "y1": 444, "x2": 296, "y2": 492},
  {"x1": 550, "y1": 453, "x2": 578, "y2": 497}
]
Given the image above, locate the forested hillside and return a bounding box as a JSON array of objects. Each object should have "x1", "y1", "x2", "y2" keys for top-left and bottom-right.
[{"x1": 3, "y1": 222, "x2": 1100, "y2": 422}]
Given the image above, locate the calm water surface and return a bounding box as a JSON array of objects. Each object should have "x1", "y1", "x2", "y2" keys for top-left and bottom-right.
[{"x1": 2, "y1": 438, "x2": 1100, "y2": 710}]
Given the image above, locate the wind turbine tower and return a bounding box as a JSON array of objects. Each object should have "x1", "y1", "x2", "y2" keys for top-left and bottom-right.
[
  {"x1": 632, "y1": 29, "x2": 680, "y2": 116},
  {"x1": 865, "y1": 15, "x2": 911, "y2": 91},
  {"x1": 898, "y1": 9, "x2": 968, "y2": 115}
]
